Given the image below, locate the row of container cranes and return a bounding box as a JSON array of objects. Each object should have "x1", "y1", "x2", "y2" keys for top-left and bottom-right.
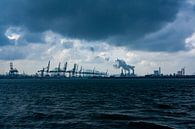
[{"x1": 37, "y1": 61, "x2": 108, "y2": 78}]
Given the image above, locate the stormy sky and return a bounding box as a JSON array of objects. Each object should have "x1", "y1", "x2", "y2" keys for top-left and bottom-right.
[{"x1": 0, "y1": 0, "x2": 195, "y2": 75}]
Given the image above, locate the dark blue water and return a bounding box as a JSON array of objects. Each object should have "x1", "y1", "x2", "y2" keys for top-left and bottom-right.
[{"x1": 0, "y1": 78, "x2": 194, "y2": 129}]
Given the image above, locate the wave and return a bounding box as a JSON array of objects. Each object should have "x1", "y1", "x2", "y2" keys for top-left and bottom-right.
[
  {"x1": 21, "y1": 112, "x2": 75, "y2": 121},
  {"x1": 92, "y1": 113, "x2": 154, "y2": 121},
  {"x1": 128, "y1": 121, "x2": 174, "y2": 129}
]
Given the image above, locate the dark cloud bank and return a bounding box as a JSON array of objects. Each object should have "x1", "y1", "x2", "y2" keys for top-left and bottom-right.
[{"x1": 0, "y1": 0, "x2": 186, "y2": 51}]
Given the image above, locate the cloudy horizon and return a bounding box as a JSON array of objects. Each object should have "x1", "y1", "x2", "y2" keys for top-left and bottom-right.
[{"x1": 0, "y1": 0, "x2": 195, "y2": 75}]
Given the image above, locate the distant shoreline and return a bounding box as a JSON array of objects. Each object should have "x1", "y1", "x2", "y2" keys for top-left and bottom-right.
[{"x1": 0, "y1": 76, "x2": 195, "y2": 80}]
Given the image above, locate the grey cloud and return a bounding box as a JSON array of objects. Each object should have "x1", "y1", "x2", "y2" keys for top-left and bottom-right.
[
  {"x1": 0, "y1": 26, "x2": 10, "y2": 46},
  {"x1": 0, "y1": 46, "x2": 26, "y2": 60},
  {"x1": 132, "y1": 2, "x2": 195, "y2": 52},
  {"x1": 0, "y1": 0, "x2": 183, "y2": 51}
]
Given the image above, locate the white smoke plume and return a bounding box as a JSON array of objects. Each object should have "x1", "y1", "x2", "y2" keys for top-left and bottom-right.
[{"x1": 113, "y1": 59, "x2": 134, "y2": 71}]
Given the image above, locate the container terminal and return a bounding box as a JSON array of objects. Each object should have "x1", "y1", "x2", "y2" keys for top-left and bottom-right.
[{"x1": 0, "y1": 61, "x2": 195, "y2": 79}]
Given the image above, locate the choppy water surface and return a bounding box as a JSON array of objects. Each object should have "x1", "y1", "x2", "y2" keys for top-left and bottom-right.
[{"x1": 0, "y1": 78, "x2": 194, "y2": 129}]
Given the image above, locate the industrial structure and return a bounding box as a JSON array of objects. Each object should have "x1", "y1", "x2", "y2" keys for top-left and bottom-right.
[
  {"x1": 145, "y1": 67, "x2": 163, "y2": 77},
  {"x1": 9, "y1": 62, "x2": 18, "y2": 76},
  {"x1": 176, "y1": 67, "x2": 185, "y2": 76},
  {"x1": 37, "y1": 61, "x2": 108, "y2": 78},
  {"x1": 153, "y1": 67, "x2": 162, "y2": 76}
]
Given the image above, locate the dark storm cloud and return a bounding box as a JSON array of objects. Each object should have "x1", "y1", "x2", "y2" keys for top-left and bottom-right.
[{"x1": 0, "y1": 0, "x2": 184, "y2": 51}]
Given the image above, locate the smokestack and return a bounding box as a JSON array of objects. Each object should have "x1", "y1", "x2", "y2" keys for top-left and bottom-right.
[
  {"x1": 64, "y1": 62, "x2": 67, "y2": 72},
  {"x1": 121, "y1": 69, "x2": 124, "y2": 76},
  {"x1": 181, "y1": 67, "x2": 185, "y2": 75},
  {"x1": 47, "y1": 61, "x2": 50, "y2": 73},
  {"x1": 63, "y1": 62, "x2": 67, "y2": 76},
  {"x1": 159, "y1": 67, "x2": 161, "y2": 75},
  {"x1": 58, "y1": 62, "x2": 61, "y2": 72}
]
